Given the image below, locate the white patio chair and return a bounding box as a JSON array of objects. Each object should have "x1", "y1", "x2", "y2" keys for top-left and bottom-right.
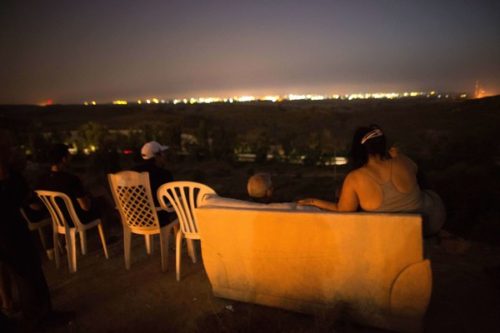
[
  {"x1": 35, "y1": 190, "x2": 109, "y2": 273},
  {"x1": 20, "y1": 208, "x2": 52, "y2": 259},
  {"x1": 108, "y1": 171, "x2": 178, "y2": 272},
  {"x1": 157, "y1": 181, "x2": 216, "y2": 281}
]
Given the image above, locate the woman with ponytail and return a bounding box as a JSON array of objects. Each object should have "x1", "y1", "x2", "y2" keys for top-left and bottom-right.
[{"x1": 298, "y1": 125, "x2": 445, "y2": 237}]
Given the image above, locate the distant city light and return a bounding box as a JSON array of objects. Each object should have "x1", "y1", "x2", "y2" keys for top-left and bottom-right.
[
  {"x1": 40, "y1": 99, "x2": 53, "y2": 106},
  {"x1": 83, "y1": 90, "x2": 470, "y2": 107},
  {"x1": 262, "y1": 95, "x2": 281, "y2": 102},
  {"x1": 235, "y1": 96, "x2": 256, "y2": 102}
]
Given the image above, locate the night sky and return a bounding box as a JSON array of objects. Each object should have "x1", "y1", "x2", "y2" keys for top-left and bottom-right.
[{"x1": 1, "y1": 0, "x2": 499, "y2": 104}]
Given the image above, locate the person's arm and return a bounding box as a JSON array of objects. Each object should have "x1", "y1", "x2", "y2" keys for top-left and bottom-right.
[
  {"x1": 297, "y1": 174, "x2": 359, "y2": 212},
  {"x1": 297, "y1": 197, "x2": 339, "y2": 211},
  {"x1": 72, "y1": 175, "x2": 91, "y2": 211},
  {"x1": 336, "y1": 173, "x2": 359, "y2": 211}
]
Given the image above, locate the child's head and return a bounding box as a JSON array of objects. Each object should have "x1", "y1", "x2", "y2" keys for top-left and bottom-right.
[{"x1": 247, "y1": 173, "x2": 273, "y2": 202}]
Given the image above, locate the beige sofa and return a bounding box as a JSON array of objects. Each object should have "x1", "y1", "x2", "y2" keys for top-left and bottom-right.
[{"x1": 196, "y1": 196, "x2": 432, "y2": 333}]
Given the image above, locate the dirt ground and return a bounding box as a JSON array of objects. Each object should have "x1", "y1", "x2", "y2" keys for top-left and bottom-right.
[{"x1": 32, "y1": 225, "x2": 500, "y2": 333}]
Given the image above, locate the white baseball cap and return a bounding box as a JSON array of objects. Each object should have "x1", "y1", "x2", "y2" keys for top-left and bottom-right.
[{"x1": 141, "y1": 141, "x2": 169, "y2": 160}]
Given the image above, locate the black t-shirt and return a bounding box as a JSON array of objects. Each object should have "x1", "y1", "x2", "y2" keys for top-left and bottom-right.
[
  {"x1": 36, "y1": 171, "x2": 87, "y2": 217},
  {"x1": 133, "y1": 161, "x2": 173, "y2": 206},
  {"x1": 0, "y1": 171, "x2": 40, "y2": 269}
]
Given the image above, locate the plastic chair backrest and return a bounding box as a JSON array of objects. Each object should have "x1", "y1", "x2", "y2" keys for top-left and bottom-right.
[
  {"x1": 157, "y1": 181, "x2": 216, "y2": 238},
  {"x1": 35, "y1": 190, "x2": 82, "y2": 230},
  {"x1": 20, "y1": 207, "x2": 36, "y2": 227},
  {"x1": 108, "y1": 171, "x2": 161, "y2": 231}
]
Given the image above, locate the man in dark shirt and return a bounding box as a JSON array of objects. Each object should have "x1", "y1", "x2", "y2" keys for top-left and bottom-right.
[
  {"x1": 0, "y1": 140, "x2": 52, "y2": 330},
  {"x1": 134, "y1": 141, "x2": 173, "y2": 206},
  {"x1": 36, "y1": 144, "x2": 99, "y2": 224},
  {"x1": 134, "y1": 141, "x2": 174, "y2": 225}
]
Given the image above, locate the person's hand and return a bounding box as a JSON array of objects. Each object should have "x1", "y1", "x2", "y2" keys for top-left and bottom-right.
[{"x1": 297, "y1": 198, "x2": 316, "y2": 206}]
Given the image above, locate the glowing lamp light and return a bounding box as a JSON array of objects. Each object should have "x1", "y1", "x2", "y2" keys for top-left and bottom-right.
[
  {"x1": 91, "y1": 101, "x2": 97, "y2": 105},
  {"x1": 152, "y1": 98, "x2": 159, "y2": 104},
  {"x1": 68, "y1": 146, "x2": 78, "y2": 155},
  {"x1": 112, "y1": 100, "x2": 128, "y2": 105}
]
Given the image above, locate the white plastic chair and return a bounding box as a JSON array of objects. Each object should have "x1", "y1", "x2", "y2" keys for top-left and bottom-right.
[
  {"x1": 157, "y1": 181, "x2": 216, "y2": 281},
  {"x1": 20, "y1": 208, "x2": 52, "y2": 259},
  {"x1": 35, "y1": 190, "x2": 109, "y2": 273},
  {"x1": 108, "y1": 171, "x2": 178, "y2": 272}
]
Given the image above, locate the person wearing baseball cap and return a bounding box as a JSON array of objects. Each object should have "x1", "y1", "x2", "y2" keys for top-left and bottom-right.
[
  {"x1": 140, "y1": 141, "x2": 169, "y2": 160},
  {"x1": 134, "y1": 141, "x2": 173, "y2": 207}
]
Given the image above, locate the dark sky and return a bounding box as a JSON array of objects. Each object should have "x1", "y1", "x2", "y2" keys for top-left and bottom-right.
[{"x1": 1, "y1": 0, "x2": 499, "y2": 104}]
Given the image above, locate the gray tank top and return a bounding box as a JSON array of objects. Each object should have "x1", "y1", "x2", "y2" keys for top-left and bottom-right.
[{"x1": 365, "y1": 160, "x2": 423, "y2": 213}]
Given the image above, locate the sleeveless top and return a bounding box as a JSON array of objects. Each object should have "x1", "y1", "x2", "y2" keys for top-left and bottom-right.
[
  {"x1": 363, "y1": 160, "x2": 446, "y2": 236},
  {"x1": 364, "y1": 160, "x2": 423, "y2": 213}
]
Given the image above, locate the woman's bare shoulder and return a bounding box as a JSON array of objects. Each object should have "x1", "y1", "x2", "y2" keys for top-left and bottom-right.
[
  {"x1": 345, "y1": 168, "x2": 367, "y2": 184},
  {"x1": 393, "y1": 153, "x2": 418, "y2": 172}
]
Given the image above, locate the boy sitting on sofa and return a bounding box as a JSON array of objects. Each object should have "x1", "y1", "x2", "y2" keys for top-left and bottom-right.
[
  {"x1": 247, "y1": 173, "x2": 273, "y2": 203},
  {"x1": 200, "y1": 173, "x2": 318, "y2": 211}
]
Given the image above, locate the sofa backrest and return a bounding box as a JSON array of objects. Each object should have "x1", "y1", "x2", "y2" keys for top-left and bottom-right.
[
  {"x1": 199, "y1": 193, "x2": 320, "y2": 211},
  {"x1": 196, "y1": 205, "x2": 430, "y2": 332}
]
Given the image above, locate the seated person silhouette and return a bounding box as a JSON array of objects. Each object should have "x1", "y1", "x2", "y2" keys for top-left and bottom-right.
[
  {"x1": 201, "y1": 172, "x2": 318, "y2": 211},
  {"x1": 134, "y1": 141, "x2": 175, "y2": 225},
  {"x1": 36, "y1": 144, "x2": 102, "y2": 226}
]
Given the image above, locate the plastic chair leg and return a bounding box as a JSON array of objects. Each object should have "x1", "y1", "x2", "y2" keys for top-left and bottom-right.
[
  {"x1": 66, "y1": 229, "x2": 77, "y2": 273},
  {"x1": 79, "y1": 230, "x2": 87, "y2": 255},
  {"x1": 97, "y1": 223, "x2": 109, "y2": 259},
  {"x1": 187, "y1": 239, "x2": 197, "y2": 263},
  {"x1": 37, "y1": 228, "x2": 47, "y2": 250},
  {"x1": 160, "y1": 228, "x2": 169, "y2": 272},
  {"x1": 176, "y1": 229, "x2": 183, "y2": 281},
  {"x1": 145, "y1": 234, "x2": 153, "y2": 255},
  {"x1": 54, "y1": 232, "x2": 60, "y2": 269},
  {"x1": 124, "y1": 229, "x2": 131, "y2": 270}
]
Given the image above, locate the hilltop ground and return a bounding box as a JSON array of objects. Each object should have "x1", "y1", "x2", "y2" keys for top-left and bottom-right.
[{"x1": 33, "y1": 227, "x2": 499, "y2": 333}]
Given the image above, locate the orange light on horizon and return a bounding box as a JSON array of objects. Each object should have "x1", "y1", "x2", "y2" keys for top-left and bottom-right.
[{"x1": 40, "y1": 99, "x2": 53, "y2": 106}]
